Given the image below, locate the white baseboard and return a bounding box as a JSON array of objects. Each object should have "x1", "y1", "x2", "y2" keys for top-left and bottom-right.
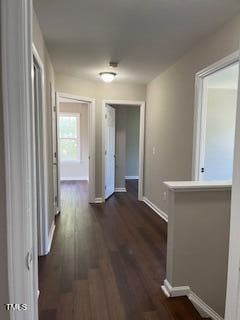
[
  {"x1": 189, "y1": 292, "x2": 223, "y2": 320},
  {"x1": 61, "y1": 177, "x2": 89, "y2": 181},
  {"x1": 125, "y1": 176, "x2": 139, "y2": 180},
  {"x1": 115, "y1": 188, "x2": 127, "y2": 192},
  {"x1": 161, "y1": 279, "x2": 223, "y2": 320},
  {"x1": 47, "y1": 221, "x2": 55, "y2": 254},
  {"x1": 94, "y1": 197, "x2": 103, "y2": 203},
  {"x1": 143, "y1": 197, "x2": 168, "y2": 223},
  {"x1": 161, "y1": 279, "x2": 190, "y2": 297}
]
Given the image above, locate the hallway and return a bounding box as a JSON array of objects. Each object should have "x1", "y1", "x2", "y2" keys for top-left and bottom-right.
[{"x1": 38, "y1": 181, "x2": 203, "y2": 320}]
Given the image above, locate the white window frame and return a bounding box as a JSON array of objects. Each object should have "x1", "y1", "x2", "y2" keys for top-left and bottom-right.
[{"x1": 59, "y1": 112, "x2": 81, "y2": 163}]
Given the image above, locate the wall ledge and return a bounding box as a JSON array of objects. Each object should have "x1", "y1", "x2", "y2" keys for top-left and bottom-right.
[
  {"x1": 164, "y1": 180, "x2": 231, "y2": 192},
  {"x1": 161, "y1": 279, "x2": 224, "y2": 320}
]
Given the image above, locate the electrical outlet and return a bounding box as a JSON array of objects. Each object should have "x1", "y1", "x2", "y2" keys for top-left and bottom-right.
[{"x1": 162, "y1": 192, "x2": 167, "y2": 201}]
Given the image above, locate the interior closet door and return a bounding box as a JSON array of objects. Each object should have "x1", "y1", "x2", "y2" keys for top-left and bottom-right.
[
  {"x1": 104, "y1": 105, "x2": 116, "y2": 199},
  {"x1": 52, "y1": 89, "x2": 60, "y2": 214}
]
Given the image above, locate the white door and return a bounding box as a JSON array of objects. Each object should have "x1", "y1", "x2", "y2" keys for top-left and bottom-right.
[
  {"x1": 105, "y1": 105, "x2": 116, "y2": 199},
  {"x1": 52, "y1": 89, "x2": 60, "y2": 214},
  {"x1": 55, "y1": 93, "x2": 62, "y2": 211}
]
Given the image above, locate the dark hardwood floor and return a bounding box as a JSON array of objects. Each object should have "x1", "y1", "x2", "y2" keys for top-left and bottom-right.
[{"x1": 38, "y1": 180, "x2": 203, "y2": 320}]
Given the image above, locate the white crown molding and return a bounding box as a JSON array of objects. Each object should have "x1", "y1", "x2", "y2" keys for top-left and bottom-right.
[
  {"x1": 162, "y1": 279, "x2": 224, "y2": 320},
  {"x1": 143, "y1": 197, "x2": 168, "y2": 223}
]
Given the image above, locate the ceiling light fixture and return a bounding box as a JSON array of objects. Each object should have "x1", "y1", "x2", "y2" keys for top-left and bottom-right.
[{"x1": 99, "y1": 72, "x2": 117, "y2": 83}]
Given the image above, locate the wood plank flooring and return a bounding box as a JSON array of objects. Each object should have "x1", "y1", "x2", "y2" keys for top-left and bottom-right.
[{"x1": 38, "y1": 180, "x2": 203, "y2": 319}]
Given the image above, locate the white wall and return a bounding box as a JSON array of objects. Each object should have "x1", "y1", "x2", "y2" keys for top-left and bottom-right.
[
  {"x1": 126, "y1": 106, "x2": 140, "y2": 178},
  {"x1": 203, "y1": 88, "x2": 237, "y2": 180},
  {"x1": 59, "y1": 102, "x2": 89, "y2": 180},
  {"x1": 115, "y1": 107, "x2": 126, "y2": 189}
]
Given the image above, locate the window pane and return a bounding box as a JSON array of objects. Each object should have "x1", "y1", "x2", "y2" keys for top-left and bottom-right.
[
  {"x1": 60, "y1": 139, "x2": 79, "y2": 161},
  {"x1": 59, "y1": 116, "x2": 77, "y2": 138}
]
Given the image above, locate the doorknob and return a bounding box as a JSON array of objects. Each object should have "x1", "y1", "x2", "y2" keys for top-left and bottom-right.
[{"x1": 26, "y1": 249, "x2": 33, "y2": 271}]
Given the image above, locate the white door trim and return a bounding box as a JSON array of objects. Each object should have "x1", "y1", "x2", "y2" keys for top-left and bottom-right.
[
  {"x1": 32, "y1": 44, "x2": 49, "y2": 256},
  {"x1": 192, "y1": 51, "x2": 239, "y2": 181},
  {"x1": 225, "y1": 52, "x2": 240, "y2": 320},
  {"x1": 2, "y1": 0, "x2": 38, "y2": 319},
  {"x1": 102, "y1": 99, "x2": 145, "y2": 201},
  {"x1": 56, "y1": 92, "x2": 96, "y2": 203}
]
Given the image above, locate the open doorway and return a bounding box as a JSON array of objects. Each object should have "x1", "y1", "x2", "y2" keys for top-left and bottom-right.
[
  {"x1": 102, "y1": 100, "x2": 145, "y2": 201},
  {"x1": 56, "y1": 93, "x2": 96, "y2": 204},
  {"x1": 114, "y1": 104, "x2": 140, "y2": 197},
  {"x1": 193, "y1": 53, "x2": 239, "y2": 181},
  {"x1": 59, "y1": 103, "x2": 89, "y2": 181}
]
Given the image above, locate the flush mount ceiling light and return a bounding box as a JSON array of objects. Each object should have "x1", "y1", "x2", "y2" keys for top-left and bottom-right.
[{"x1": 99, "y1": 72, "x2": 117, "y2": 83}]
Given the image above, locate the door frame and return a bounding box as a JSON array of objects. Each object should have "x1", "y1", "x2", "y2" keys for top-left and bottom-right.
[
  {"x1": 102, "y1": 99, "x2": 145, "y2": 201},
  {"x1": 32, "y1": 44, "x2": 49, "y2": 256},
  {"x1": 2, "y1": 0, "x2": 39, "y2": 319},
  {"x1": 56, "y1": 92, "x2": 96, "y2": 203},
  {"x1": 192, "y1": 51, "x2": 239, "y2": 181},
  {"x1": 225, "y1": 52, "x2": 240, "y2": 320}
]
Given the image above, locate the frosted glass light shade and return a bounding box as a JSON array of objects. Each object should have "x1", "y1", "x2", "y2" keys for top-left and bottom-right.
[{"x1": 99, "y1": 72, "x2": 116, "y2": 83}]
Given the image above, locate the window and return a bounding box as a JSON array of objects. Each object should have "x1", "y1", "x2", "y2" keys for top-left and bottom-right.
[{"x1": 59, "y1": 113, "x2": 80, "y2": 161}]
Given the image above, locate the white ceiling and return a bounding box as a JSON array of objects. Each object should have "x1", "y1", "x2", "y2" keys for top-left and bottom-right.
[
  {"x1": 34, "y1": 0, "x2": 240, "y2": 84},
  {"x1": 208, "y1": 62, "x2": 239, "y2": 90}
]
